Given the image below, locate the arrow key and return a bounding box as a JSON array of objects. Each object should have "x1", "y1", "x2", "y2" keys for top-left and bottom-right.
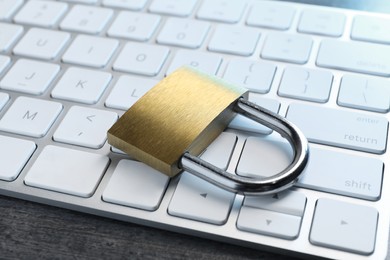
[
  {"x1": 168, "y1": 172, "x2": 235, "y2": 225},
  {"x1": 237, "y1": 206, "x2": 301, "y2": 240},
  {"x1": 243, "y1": 190, "x2": 306, "y2": 217},
  {"x1": 168, "y1": 132, "x2": 236, "y2": 225},
  {"x1": 310, "y1": 198, "x2": 378, "y2": 255}
]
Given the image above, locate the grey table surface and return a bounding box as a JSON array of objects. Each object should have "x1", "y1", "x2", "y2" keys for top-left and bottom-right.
[{"x1": 1, "y1": 0, "x2": 390, "y2": 259}]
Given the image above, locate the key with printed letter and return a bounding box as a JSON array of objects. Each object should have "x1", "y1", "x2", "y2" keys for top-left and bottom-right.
[
  {"x1": 287, "y1": 103, "x2": 388, "y2": 154},
  {"x1": 0, "y1": 96, "x2": 62, "y2": 138},
  {"x1": 113, "y1": 42, "x2": 169, "y2": 76},
  {"x1": 62, "y1": 35, "x2": 118, "y2": 68},
  {"x1": 51, "y1": 67, "x2": 112, "y2": 104},
  {"x1": 0, "y1": 59, "x2": 60, "y2": 95},
  {"x1": 105, "y1": 76, "x2": 158, "y2": 110},
  {"x1": 13, "y1": 28, "x2": 70, "y2": 60}
]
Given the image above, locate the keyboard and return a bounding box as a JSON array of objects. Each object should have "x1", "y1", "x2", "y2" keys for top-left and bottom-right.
[{"x1": 0, "y1": 0, "x2": 389, "y2": 259}]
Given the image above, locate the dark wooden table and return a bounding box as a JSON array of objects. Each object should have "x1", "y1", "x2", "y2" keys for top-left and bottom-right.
[
  {"x1": 0, "y1": 195, "x2": 300, "y2": 259},
  {"x1": 2, "y1": 0, "x2": 390, "y2": 259}
]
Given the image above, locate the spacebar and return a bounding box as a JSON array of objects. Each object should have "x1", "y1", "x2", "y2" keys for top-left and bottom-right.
[
  {"x1": 286, "y1": 103, "x2": 388, "y2": 154},
  {"x1": 316, "y1": 39, "x2": 390, "y2": 76}
]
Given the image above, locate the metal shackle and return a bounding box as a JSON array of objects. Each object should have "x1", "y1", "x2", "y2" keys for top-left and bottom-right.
[{"x1": 107, "y1": 66, "x2": 309, "y2": 195}]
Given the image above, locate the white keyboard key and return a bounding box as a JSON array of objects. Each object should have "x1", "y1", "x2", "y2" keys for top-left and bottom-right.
[
  {"x1": 261, "y1": 33, "x2": 313, "y2": 64},
  {"x1": 200, "y1": 132, "x2": 237, "y2": 170},
  {"x1": 105, "y1": 76, "x2": 158, "y2": 110},
  {"x1": 13, "y1": 28, "x2": 70, "y2": 60},
  {"x1": 0, "y1": 97, "x2": 62, "y2": 138},
  {"x1": 52, "y1": 67, "x2": 112, "y2": 104},
  {"x1": 53, "y1": 106, "x2": 117, "y2": 149},
  {"x1": 0, "y1": 135, "x2": 36, "y2": 181},
  {"x1": 238, "y1": 136, "x2": 383, "y2": 201},
  {"x1": 157, "y1": 18, "x2": 210, "y2": 49},
  {"x1": 351, "y1": 15, "x2": 390, "y2": 45},
  {"x1": 237, "y1": 137, "x2": 292, "y2": 178},
  {"x1": 0, "y1": 0, "x2": 23, "y2": 21},
  {"x1": 60, "y1": 5, "x2": 113, "y2": 34},
  {"x1": 310, "y1": 198, "x2": 378, "y2": 255},
  {"x1": 298, "y1": 9, "x2": 345, "y2": 37},
  {"x1": 287, "y1": 103, "x2": 388, "y2": 154},
  {"x1": 168, "y1": 172, "x2": 235, "y2": 225},
  {"x1": 338, "y1": 74, "x2": 390, "y2": 113},
  {"x1": 113, "y1": 42, "x2": 169, "y2": 76},
  {"x1": 296, "y1": 147, "x2": 383, "y2": 201},
  {"x1": 166, "y1": 50, "x2": 222, "y2": 75},
  {"x1": 0, "y1": 92, "x2": 9, "y2": 111},
  {"x1": 316, "y1": 39, "x2": 390, "y2": 76},
  {"x1": 103, "y1": 160, "x2": 169, "y2": 211},
  {"x1": 237, "y1": 206, "x2": 301, "y2": 240},
  {"x1": 278, "y1": 67, "x2": 333, "y2": 103},
  {"x1": 0, "y1": 23, "x2": 23, "y2": 52},
  {"x1": 197, "y1": 0, "x2": 246, "y2": 23},
  {"x1": 107, "y1": 11, "x2": 160, "y2": 42},
  {"x1": 25, "y1": 145, "x2": 109, "y2": 197},
  {"x1": 0, "y1": 55, "x2": 10, "y2": 74},
  {"x1": 244, "y1": 190, "x2": 306, "y2": 217},
  {"x1": 208, "y1": 25, "x2": 260, "y2": 56},
  {"x1": 13, "y1": 0, "x2": 68, "y2": 28},
  {"x1": 247, "y1": 2, "x2": 295, "y2": 30},
  {"x1": 228, "y1": 95, "x2": 280, "y2": 134},
  {"x1": 168, "y1": 132, "x2": 236, "y2": 224},
  {"x1": 62, "y1": 35, "x2": 118, "y2": 68},
  {"x1": 223, "y1": 59, "x2": 276, "y2": 93},
  {"x1": 102, "y1": 0, "x2": 148, "y2": 10},
  {"x1": 0, "y1": 59, "x2": 60, "y2": 95},
  {"x1": 149, "y1": 0, "x2": 197, "y2": 17}
]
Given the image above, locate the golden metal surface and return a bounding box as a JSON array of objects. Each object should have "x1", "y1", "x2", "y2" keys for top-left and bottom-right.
[{"x1": 107, "y1": 66, "x2": 248, "y2": 176}]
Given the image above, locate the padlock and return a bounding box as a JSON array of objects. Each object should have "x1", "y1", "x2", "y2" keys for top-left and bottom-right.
[{"x1": 108, "y1": 66, "x2": 309, "y2": 195}]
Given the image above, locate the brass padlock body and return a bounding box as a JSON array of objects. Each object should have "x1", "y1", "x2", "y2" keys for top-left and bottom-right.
[{"x1": 108, "y1": 67, "x2": 248, "y2": 176}]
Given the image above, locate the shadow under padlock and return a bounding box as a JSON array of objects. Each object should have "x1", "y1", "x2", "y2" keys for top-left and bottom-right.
[{"x1": 107, "y1": 66, "x2": 309, "y2": 195}]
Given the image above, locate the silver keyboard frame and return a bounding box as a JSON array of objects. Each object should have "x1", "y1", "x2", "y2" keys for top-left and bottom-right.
[{"x1": 0, "y1": 1, "x2": 389, "y2": 259}]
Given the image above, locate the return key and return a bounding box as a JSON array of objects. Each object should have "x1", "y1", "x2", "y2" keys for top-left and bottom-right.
[{"x1": 286, "y1": 103, "x2": 388, "y2": 154}]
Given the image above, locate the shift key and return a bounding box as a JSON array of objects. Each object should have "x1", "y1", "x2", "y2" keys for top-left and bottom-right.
[{"x1": 287, "y1": 103, "x2": 388, "y2": 154}]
